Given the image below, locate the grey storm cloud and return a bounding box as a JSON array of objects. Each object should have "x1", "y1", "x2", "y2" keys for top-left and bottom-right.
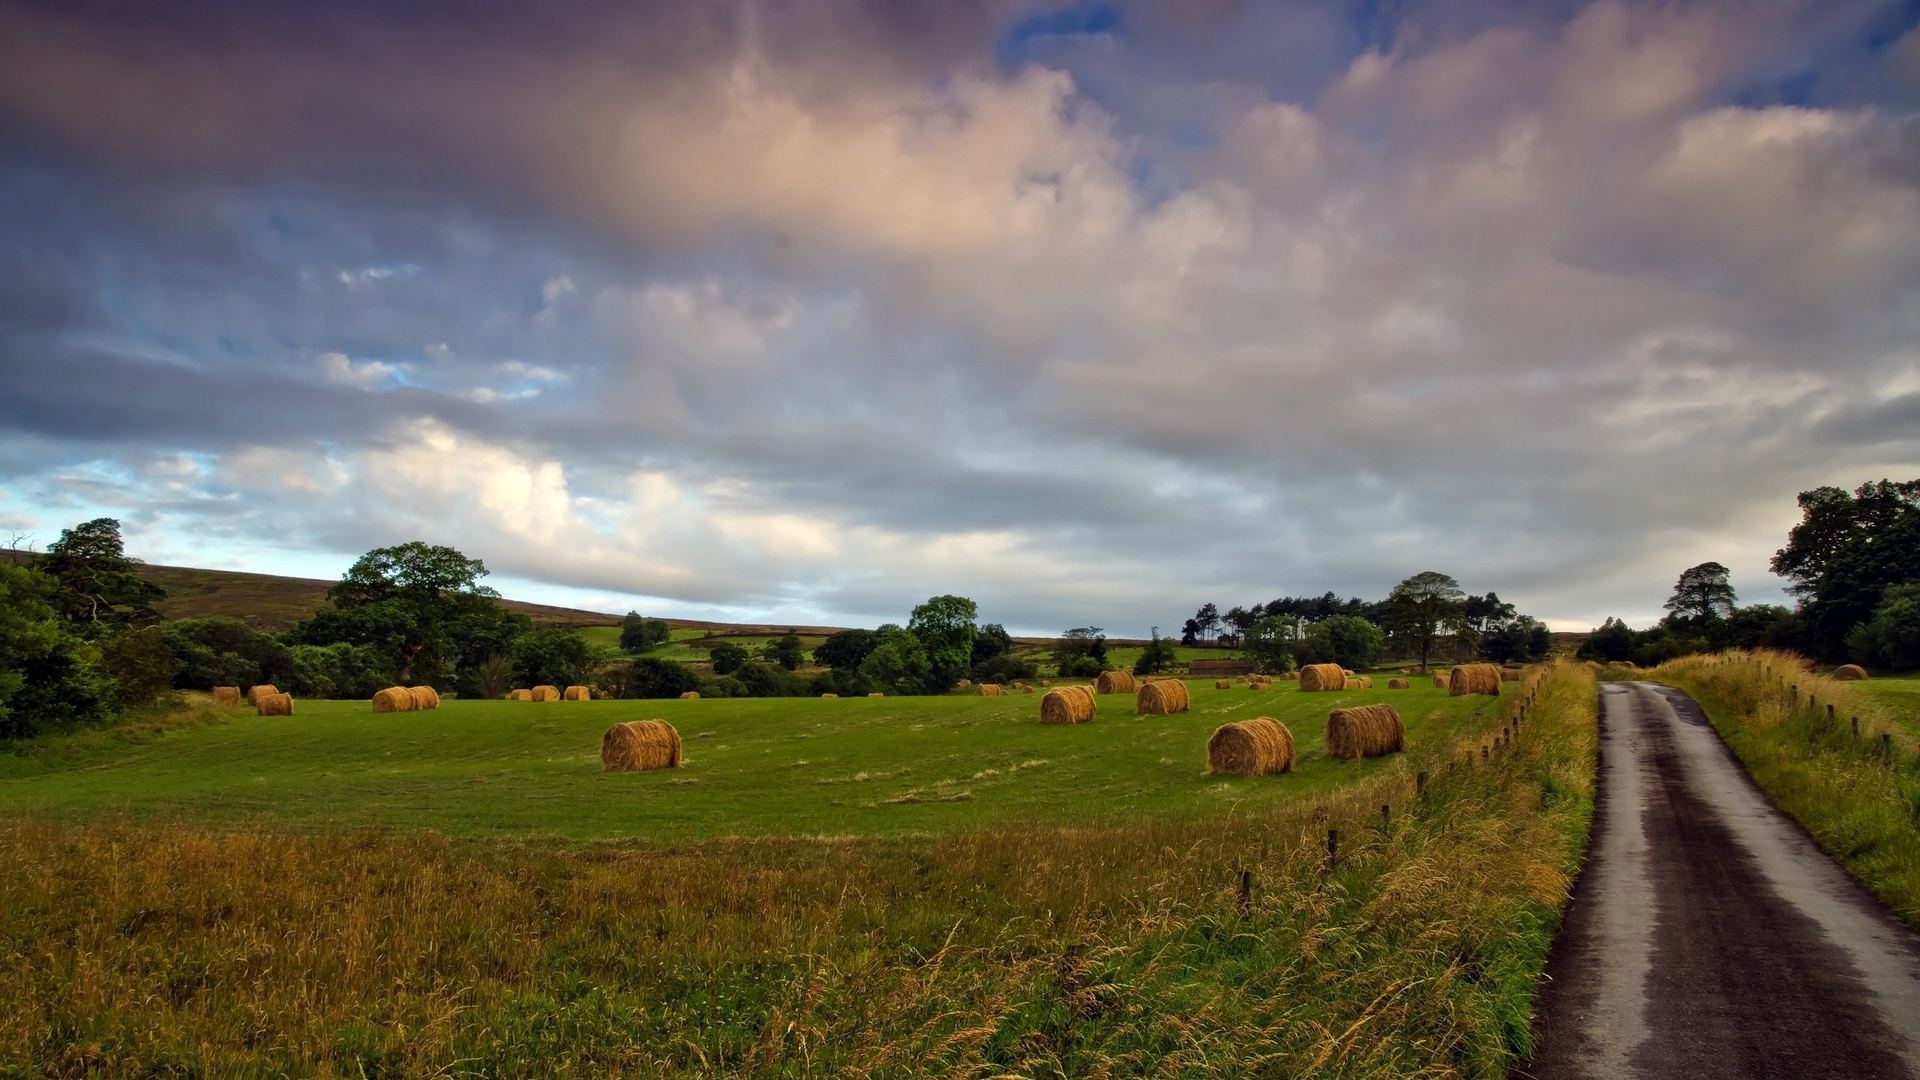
[{"x1": 1, "y1": 0, "x2": 1918, "y2": 633}]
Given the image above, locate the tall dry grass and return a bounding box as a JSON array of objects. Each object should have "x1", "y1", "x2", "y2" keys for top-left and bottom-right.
[
  {"x1": 1642, "y1": 649, "x2": 1920, "y2": 929},
  {"x1": 0, "y1": 665, "x2": 1597, "y2": 1078}
]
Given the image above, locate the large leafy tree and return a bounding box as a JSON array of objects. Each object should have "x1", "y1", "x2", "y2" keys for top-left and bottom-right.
[
  {"x1": 1663, "y1": 562, "x2": 1737, "y2": 627},
  {"x1": 1297, "y1": 614, "x2": 1385, "y2": 671},
  {"x1": 39, "y1": 518, "x2": 165, "y2": 636},
  {"x1": 0, "y1": 563, "x2": 112, "y2": 739},
  {"x1": 908, "y1": 594, "x2": 978, "y2": 692},
  {"x1": 1771, "y1": 480, "x2": 1920, "y2": 659},
  {"x1": 297, "y1": 542, "x2": 499, "y2": 683},
  {"x1": 859, "y1": 624, "x2": 930, "y2": 695},
  {"x1": 761, "y1": 634, "x2": 806, "y2": 671},
  {"x1": 1051, "y1": 626, "x2": 1107, "y2": 677},
  {"x1": 618, "y1": 611, "x2": 672, "y2": 653},
  {"x1": 1383, "y1": 571, "x2": 1464, "y2": 671},
  {"x1": 814, "y1": 629, "x2": 878, "y2": 672},
  {"x1": 1240, "y1": 616, "x2": 1299, "y2": 675}
]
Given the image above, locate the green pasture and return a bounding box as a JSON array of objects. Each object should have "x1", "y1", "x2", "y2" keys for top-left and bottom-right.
[
  {"x1": 1857, "y1": 674, "x2": 1920, "y2": 738},
  {"x1": 0, "y1": 681, "x2": 1503, "y2": 841}
]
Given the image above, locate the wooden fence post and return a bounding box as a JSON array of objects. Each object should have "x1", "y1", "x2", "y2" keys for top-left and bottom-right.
[
  {"x1": 1237, "y1": 869, "x2": 1251, "y2": 919},
  {"x1": 1417, "y1": 770, "x2": 1429, "y2": 802},
  {"x1": 1326, "y1": 829, "x2": 1339, "y2": 870}
]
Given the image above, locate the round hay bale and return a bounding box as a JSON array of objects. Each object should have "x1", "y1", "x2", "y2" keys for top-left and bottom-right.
[
  {"x1": 1040, "y1": 685, "x2": 1096, "y2": 724},
  {"x1": 257, "y1": 692, "x2": 294, "y2": 717},
  {"x1": 1039, "y1": 680, "x2": 1052, "y2": 688},
  {"x1": 1326, "y1": 703, "x2": 1403, "y2": 760},
  {"x1": 1095, "y1": 671, "x2": 1137, "y2": 695},
  {"x1": 1499, "y1": 668, "x2": 1523, "y2": 682},
  {"x1": 868, "y1": 692, "x2": 885, "y2": 698},
  {"x1": 407, "y1": 685, "x2": 440, "y2": 710},
  {"x1": 679, "y1": 691, "x2": 700, "y2": 700},
  {"x1": 246, "y1": 684, "x2": 279, "y2": 706},
  {"x1": 1449, "y1": 664, "x2": 1502, "y2": 697},
  {"x1": 1135, "y1": 679, "x2": 1190, "y2": 715},
  {"x1": 1347, "y1": 676, "x2": 1374, "y2": 689},
  {"x1": 1215, "y1": 679, "x2": 1233, "y2": 690},
  {"x1": 563, "y1": 685, "x2": 591, "y2": 701},
  {"x1": 1247, "y1": 675, "x2": 1272, "y2": 690},
  {"x1": 977, "y1": 684, "x2": 1005, "y2": 696},
  {"x1": 1833, "y1": 664, "x2": 1869, "y2": 680},
  {"x1": 530, "y1": 685, "x2": 560, "y2": 702},
  {"x1": 1342, "y1": 669, "x2": 1355, "y2": 677},
  {"x1": 601, "y1": 719, "x2": 681, "y2": 772},
  {"x1": 821, "y1": 692, "x2": 839, "y2": 698},
  {"x1": 1431, "y1": 674, "x2": 1450, "y2": 689},
  {"x1": 372, "y1": 686, "x2": 416, "y2": 713},
  {"x1": 211, "y1": 686, "x2": 242, "y2": 707},
  {"x1": 1281, "y1": 671, "x2": 1299, "y2": 681},
  {"x1": 1388, "y1": 678, "x2": 1409, "y2": 689},
  {"x1": 1606, "y1": 660, "x2": 1638, "y2": 670},
  {"x1": 1207, "y1": 717, "x2": 1295, "y2": 776},
  {"x1": 1298, "y1": 664, "x2": 1345, "y2": 692},
  {"x1": 508, "y1": 689, "x2": 533, "y2": 701}
]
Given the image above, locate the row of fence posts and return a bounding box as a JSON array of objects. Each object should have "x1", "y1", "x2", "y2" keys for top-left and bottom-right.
[
  {"x1": 1239, "y1": 673, "x2": 1547, "y2": 917},
  {"x1": 1754, "y1": 657, "x2": 1896, "y2": 764}
]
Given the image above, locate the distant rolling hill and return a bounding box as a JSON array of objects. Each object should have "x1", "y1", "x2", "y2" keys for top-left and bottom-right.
[{"x1": 0, "y1": 551, "x2": 846, "y2": 636}]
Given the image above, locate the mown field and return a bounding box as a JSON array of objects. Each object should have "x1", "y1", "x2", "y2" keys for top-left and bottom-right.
[
  {"x1": 0, "y1": 665, "x2": 1595, "y2": 1077},
  {"x1": 1858, "y1": 674, "x2": 1920, "y2": 738},
  {"x1": 0, "y1": 680, "x2": 1503, "y2": 841}
]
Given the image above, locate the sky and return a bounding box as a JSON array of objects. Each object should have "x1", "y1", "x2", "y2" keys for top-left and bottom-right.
[{"x1": 1, "y1": 0, "x2": 1918, "y2": 636}]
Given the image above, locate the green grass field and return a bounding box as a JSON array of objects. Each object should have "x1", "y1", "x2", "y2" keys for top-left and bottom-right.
[
  {"x1": 0, "y1": 681, "x2": 1502, "y2": 841},
  {"x1": 0, "y1": 676, "x2": 1497, "y2": 837},
  {"x1": 1858, "y1": 674, "x2": 1920, "y2": 738}
]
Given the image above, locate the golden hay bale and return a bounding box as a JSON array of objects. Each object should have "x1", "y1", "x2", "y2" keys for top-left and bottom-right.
[
  {"x1": 1135, "y1": 679, "x2": 1190, "y2": 715},
  {"x1": 1215, "y1": 679, "x2": 1233, "y2": 690},
  {"x1": 1298, "y1": 664, "x2": 1346, "y2": 692},
  {"x1": 1247, "y1": 675, "x2": 1272, "y2": 690},
  {"x1": 868, "y1": 692, "x2": 885, "y2": 698},
  {"x1": 407, "y1": 685, "x2": 440, "y2": 710},
  {"x1": 679, "y1": 691, "x2": 700, "y2": 700},
  {"x1": 372, "y1": 686, "x2": 416, "y2": 713},
  {"x1": 1282, "y1": 671, "x2": 1299, "y2": 681},
  {"x1": 530, "y1": 685, "x2": 560, "y2": 702},
  {"x1": 1094, "y1": 671, "x2": 1137, "y2": 695},
  {"x1": 1326, "y1": 703, "x2": 1403, "y2": 760},
  {"x1": 211, "y1": 686, "x2": 241, "y2": 706},
  {"x1": 1342, "y1": 669, "x2": 1355, "y2": 677},
  {"x1": 1347, "y1": 676, "x2": 1374, "y2": 689},
  {"x1": 1833, "y1": 664, "x2": 1869, "y2": 681},
  {"x1": 1499, "y1": 668, "x2": 1523, "y2": 682},
  {"x1": 1449, "y1": 664, "x2": 1502, "y2": 696},
  {"x1": 563, "y1": 685, "x2": 591, "y2": 701},
  {"x1": 508, "y1": 689, "x2": 533, "y2": 701},
  {"x1": 977, "y1": 684, "x2": 1005, "y2": 696},
  {"x1": 821, "y1": 692, "x2": 839, "y2": 698},
  {"x1": 246, "y1": 684, "x2": 279, "y2": 706},
  {"x1": 1039, "y1": 680, "x2": 1052, "y2": 688},
  {"x1": 1606, "y1": 660, "x2": 1638, "y2": 670},
  {"x1": 257, "y1": 692, "x2": 294, "y2": 717},
  {"x1": 1431, "y1": 674, "x2": 1450, "y2": 689},
  {"x1": 601, "y1": 719, "x2": 681, "y2": 772},
  {"x1": 1388, "y1": 678, "x2": 1409, "y2": 689},
  {"x1": 1040, "y1": 685, "x2": 1097, "y2": 725},
  {"x1": 1208, "y1": 717, "x2": 1294, "y2": 776}
]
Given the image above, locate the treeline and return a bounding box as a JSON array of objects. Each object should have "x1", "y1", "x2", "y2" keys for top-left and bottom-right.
[
  {"x1": 0, "y1": 524, "x2": 623, "y2": 737},
  {"x1": 1179, "y1": 571, "x2": 1552, "y2": 672},
  {"x1": 1577, "y1": 479, "x2": 1919, "y2": 670}
]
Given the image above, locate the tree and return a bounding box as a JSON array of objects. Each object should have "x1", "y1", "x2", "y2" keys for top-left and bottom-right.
[
  {"x1": 1052, "y1": 627, "x2": 1107, "y2": 677},
  {"x1": 1664, "y1": 562, "x2": 1736, "y2": 627},
  {"x1": 98, "y1": 627, "x2": 180, "y2": 711},
  {"x1": 0, "y1": 563, "x2": 111, "y2": 739},
  {"x1": 707, "y1": 642, "x2": 749, "y2": 675},
  {"x1": 622, "y1": 657, "x2": 702, "y2": 699},
  {"x1": 1190, "y1": 603, "x2": 1220, "y2": 644},
  {"x1": 1482, "y1": 616, "x2": 1550, "y2": 664},
  {"x1": 160, "y1": 617, "x2": 297, "y2": 689},
  {"x1": 761, "y1": 634, "x2": 806, "y2": 671},
  {"x1": 970, "y1": 623, "x2": 1014, "y2": 668},
  {"x1": 1241, "y1": 616, "x2": 1299, "y2": 675},
  {"x1": 1846, "y1": 584, "x2": 1920, "y2": 670},
  {"x1": 859, "y1": 624, "x2": 930, "y2": 694},
  {"x1": 1132, "y1": 628, "x2": 1179, "y2": 675},
  {"x1": 732, "y1": 660, "x2": 795, "y2": 697},
  {"x1": 1383, "y1": 571, "x2": 1465, "y2": 671},
  {"x1": 1771, "y1": 480, "x2": 1920, "y2": 659},
  {"x1": 619, "y1": 612, "x2": 672, "y2": 653},
  {"x1": 1298, "y1": 615, "x2": 1384, "y2": 671},
  {"x1": 1576, "y1": 618, "x2": 1637, "y2": 663},
  {"x1": 305, "y1": 542, "x2": 499, "y2": 683},
  {"x1": 814, "y1": 628, "x2": 878, "y2": 671},
  {"x1": 1719, "y1": 604, "x2": 1799, "y2": 652},
  {"x1": 909, "y1": 595, "x2": 978, "y2": 692},
  {"x1": 512, "y1": 627, "x2": 595, "y2": 687},
  {"x1": 287, "y1": 642, "x2": 392, "y2": 699},
  {"x1": 39, "y1": 518, "x2": 165, "y2": 636}
]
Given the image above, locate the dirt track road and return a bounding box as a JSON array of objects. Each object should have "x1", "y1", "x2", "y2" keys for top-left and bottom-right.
[{"x1": 1521, "y1": 681, "x2": 1920, "y2": 1079}]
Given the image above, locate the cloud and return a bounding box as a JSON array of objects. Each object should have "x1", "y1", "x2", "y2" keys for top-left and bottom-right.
[{"x1": 0, "y1": 0, "x2": 1916, "y2": 633}]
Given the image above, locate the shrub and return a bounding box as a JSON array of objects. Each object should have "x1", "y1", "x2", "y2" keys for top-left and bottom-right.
[
  {"x1": 622, "y1": 657, "x2": 702, "y2": 699},
  {"x1": 511, "y1": 628, "x2": 594, "y2": 689},
  {"x1": 1055, "y1": 653, "x2": 1103, "y2": 678},
  {"x1": 707, "y1": 643, "x2": 749, "y2": 675},
  {"x1": 288, "y1": 643, "x2": 394, "y2": 699},
  {"x1": 701, "y1": 675, "x2": 749, "y2": 698},
  {"x1": 973, "y1": 652, "x2": 1037, "y2": 685},
  {"x1": 160, "y1": 617, "x2": 295, "y2": 690},
  {"x1": 98, "y1": 627, "x2": 181, "y2": 711},
  {"x1": 731, "y1": 661, "x2": 796, "y2": 698}
]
